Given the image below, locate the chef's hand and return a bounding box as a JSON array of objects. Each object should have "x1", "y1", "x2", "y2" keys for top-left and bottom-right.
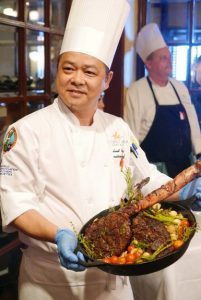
[
  {"x1": 179, "y1": 178, "x2": 201, "y2": 207},
  {"x1": 55, "y1": 228, "x2": 86, "y2": 272}
]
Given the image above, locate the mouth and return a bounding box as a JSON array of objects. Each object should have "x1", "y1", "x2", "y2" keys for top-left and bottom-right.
[{"x1": 67, "y1": 89, "x2": 86, "y2": 96}]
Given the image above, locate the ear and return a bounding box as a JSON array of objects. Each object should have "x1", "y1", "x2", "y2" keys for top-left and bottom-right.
[
  {"x1": 192, "y1": 64, "x2": 197, "y2": 72},
  {"x1": 145, "y1": 60, "x2": 151, "y2": 71},
  {"x1": 104, "y1": 71, "x2": 113, "y2": 91}
]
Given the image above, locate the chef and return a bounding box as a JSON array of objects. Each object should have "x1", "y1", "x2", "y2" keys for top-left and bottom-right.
[
  {"x1": 124, "y1": 23, "x2": 201, "y2": 178},
  {"x1": 1, "y1": 3, "x2": 201, "y2": 300}
]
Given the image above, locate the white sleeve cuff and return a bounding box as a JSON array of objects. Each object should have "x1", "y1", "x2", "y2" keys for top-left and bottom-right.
[{"x1": 1, "y1": 191, "x2": 39, "y2": 232}]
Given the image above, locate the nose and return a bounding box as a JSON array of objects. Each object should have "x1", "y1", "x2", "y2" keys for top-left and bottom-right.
[{"x1": 70, "y1": 70, "x2": 84, "y2": 85}]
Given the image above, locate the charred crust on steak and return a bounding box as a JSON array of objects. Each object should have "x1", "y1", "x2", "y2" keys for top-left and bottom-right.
[
  {"x1": 131, "y1": 213, "x2": 171, "y2": 253},
  {"x1": 84, "y1": 211, "x2": 132, "y2": 258}
]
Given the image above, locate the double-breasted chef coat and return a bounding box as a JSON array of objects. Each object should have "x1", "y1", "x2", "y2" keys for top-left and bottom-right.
[{"x1": 0, "y1": 97, "x2": 170, "y2": 300}]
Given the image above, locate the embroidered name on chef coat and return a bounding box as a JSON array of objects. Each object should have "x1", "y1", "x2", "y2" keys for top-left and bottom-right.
[
  {"x1": 111, "y1": 131, "x2": 128, "y2": 171},
  {"x1": 0, "y1": 165, "x2": 18, "y2": 176}
]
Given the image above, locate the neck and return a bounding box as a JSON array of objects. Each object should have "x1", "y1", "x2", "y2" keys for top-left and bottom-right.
[
  {"x1": 149, "y1": 74, "x2": 168, "y2": 87},
  {"x1": 73, "y1": 109, "x2": 95, "y2": 126}
]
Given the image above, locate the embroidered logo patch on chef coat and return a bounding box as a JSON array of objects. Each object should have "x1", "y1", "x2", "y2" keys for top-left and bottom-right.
[{"x1": 2, "y1": 127, "x2": 17, "y2": 153}]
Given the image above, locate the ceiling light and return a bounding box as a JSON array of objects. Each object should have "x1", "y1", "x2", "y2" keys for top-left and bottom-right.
[
  {"x1": 29, "y1": 10, "x2": 39, "y2": 21},
  {"x1": 3, "y1": 8, "x2": 17, "y2": 17}
]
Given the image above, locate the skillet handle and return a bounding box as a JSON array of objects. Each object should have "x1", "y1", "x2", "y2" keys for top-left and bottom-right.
[
  {"x1": 78, "y1": 259, "x2": 106, "y2": 268},
  {"x1": 171, "y1": 196, "x2": 198, "y2": 211},
  {"x1": 171, "y1": 196, "x2": 196, "y2": 209},
  {"x1": 178, "y1": 196, "x2": 201, "y2": 211},
  {"x1": 179, "y1": 196, "x2": 196, "y2": 209}
]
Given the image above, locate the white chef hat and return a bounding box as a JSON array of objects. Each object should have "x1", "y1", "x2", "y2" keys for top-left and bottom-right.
[
  {"x1": 60, "y1": 0, "x2": 130, "y2": 68},
  {"x1": 136, "y1": 23, "x2": 167, "y2": 62}
]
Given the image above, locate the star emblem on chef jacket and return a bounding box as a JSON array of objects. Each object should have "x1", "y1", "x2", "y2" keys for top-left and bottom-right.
[{"x1": 112, "y1": 131, "x2": 120, "y2": 140}]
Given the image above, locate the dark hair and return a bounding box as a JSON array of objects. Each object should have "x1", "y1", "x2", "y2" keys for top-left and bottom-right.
[{"x1": 57, "y1": 53, "x2": 110, "y2": 74}]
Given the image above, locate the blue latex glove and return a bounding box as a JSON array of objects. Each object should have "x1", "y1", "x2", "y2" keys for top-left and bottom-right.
[
  {"x1": 55, "y1": 228, "x2": 85, "y2": 272},
  {"x1": 179, "y1": 178, "x2": 201, "y2": 208}
]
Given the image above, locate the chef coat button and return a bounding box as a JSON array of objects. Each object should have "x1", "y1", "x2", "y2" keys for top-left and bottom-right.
[{"x1": 87, "y1": 198, "x2": 92, "y2": 204}]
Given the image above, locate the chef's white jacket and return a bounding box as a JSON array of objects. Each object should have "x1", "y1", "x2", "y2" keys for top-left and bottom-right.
[
  {"x1": 124, "y1": 77, "x2": 201, "y2": 156},
  {"x1": 0, "y1": 97, "x2": 170, "y2": 298}
]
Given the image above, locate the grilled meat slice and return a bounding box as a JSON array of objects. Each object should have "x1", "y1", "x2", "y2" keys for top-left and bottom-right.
[
  {"x1": 131, "y1": 213, "x2": 170, "y2": 252},
  {"x1": 84, "y1": 211, "x2": 132, "y2": 258}
]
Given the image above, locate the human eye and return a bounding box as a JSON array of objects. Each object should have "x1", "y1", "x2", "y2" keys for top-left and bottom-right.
[
  {"x1": 62, "y1": 65, "x2": 74, "y2": 73},
  {"x1": 85, "y1": 68, "x2": 97, "y2": 77},
  {"x1": 161, "y1": 56, "x2": 170, "y2": 62}
]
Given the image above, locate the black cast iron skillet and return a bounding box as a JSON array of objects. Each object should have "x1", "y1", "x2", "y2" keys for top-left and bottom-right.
[{"x1": 78, "y1": 198, "x2": 197, "y2": 276}]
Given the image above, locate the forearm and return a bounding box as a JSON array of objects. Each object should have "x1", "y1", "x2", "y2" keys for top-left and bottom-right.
[
  {"x1": 12, "y1": 209, "x2": 58, "y2": 243},
  {"x1": 166, "y1": 191, "x2": 180, "y2": 202}
]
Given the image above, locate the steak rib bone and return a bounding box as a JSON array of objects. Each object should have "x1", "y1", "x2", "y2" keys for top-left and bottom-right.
[{"x1": 125, "y1": 160, "x2": 201, "y2": 215}]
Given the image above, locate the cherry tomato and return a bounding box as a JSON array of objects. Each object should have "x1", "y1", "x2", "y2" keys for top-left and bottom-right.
[
  {"x1": 173, "y1": 240, "x2": 184, "y2": 250},
  {"x1": 102, "y1": 257, "x2": 111, "y2": 264},
  {"x1": 118, "y1": 256, "x2": 126, "y2": 264},
  {"x1": 180, "y1": 219, "x2": 190, "y2": 227},
  {"x1": 127, "y1": 245, "x2": 136, "y2": 253},
  {"x1": 125, "y1": 253, "x2": 137, "y2": 264},
  {"x1": 110, "y1": 255, "x2": 119, "y2": 264}
]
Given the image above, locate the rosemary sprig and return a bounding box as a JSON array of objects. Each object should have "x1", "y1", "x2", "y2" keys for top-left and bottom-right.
[
  {"x1": 122, "y1": 167, "x2": 145, "y2": 205},
  {"x1": 182, "y1": 225, "x2": 196, "y2": 242},
  {"x1": 71, "y1": 222, "x2": 96, "y2": 258},
  {"x1": 77, "y1": 233, "x2": 96, "y2": 258}
]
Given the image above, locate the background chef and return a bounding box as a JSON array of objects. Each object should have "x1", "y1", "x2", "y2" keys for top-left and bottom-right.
[
  {"x1": 124, "y1": 23, "x2": 201, "y2": 178},
  {"x1": 1, "y1": 3, "x2": 201, "y2": 300}
]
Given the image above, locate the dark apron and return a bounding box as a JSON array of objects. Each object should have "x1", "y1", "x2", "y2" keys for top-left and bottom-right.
[{"x1": 141, "y1": 77, "x2": 192, "y2": 177}]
